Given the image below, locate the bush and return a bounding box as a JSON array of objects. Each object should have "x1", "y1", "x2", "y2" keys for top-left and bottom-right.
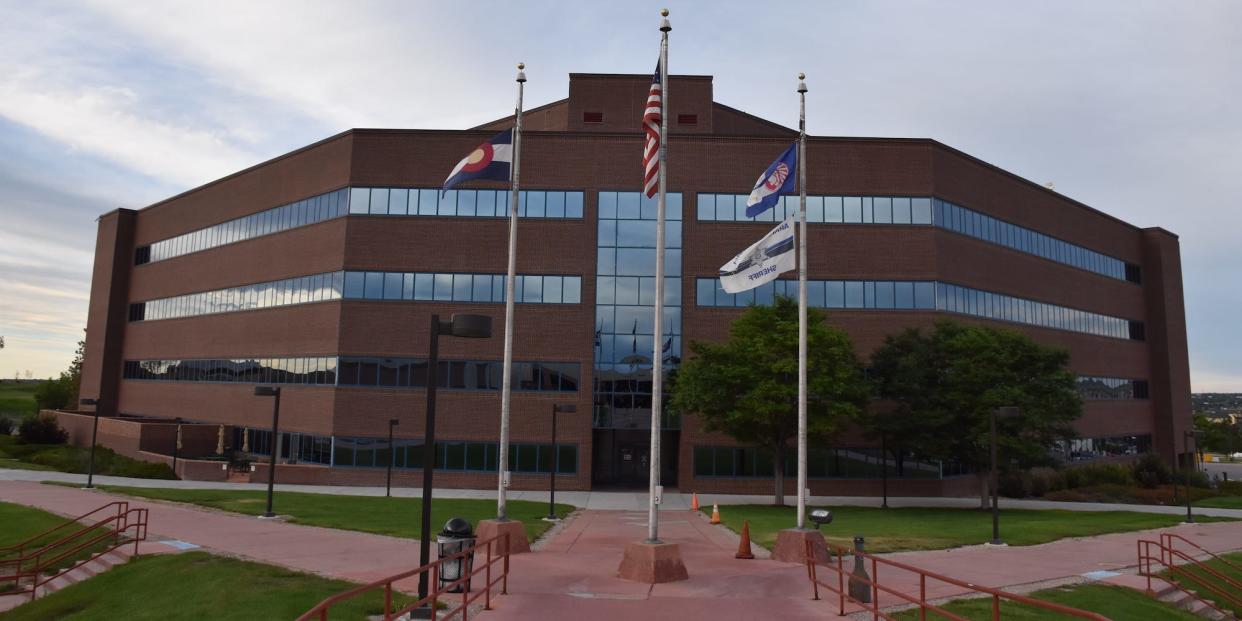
[
  {"x1": 1064, "y1": 463, "x2": 1133, "y2": 489},
  {"x1": 0, "y1": 417, "x2": 14, "y2": 436},
  {"x1": 1132, "y1": 453, "x2": 1172, "y2": 489},
  {"x1": 17, "y1": 415, "x2": 68, "y2": 445},
  {"x1": 1028, "y1": 467, "x2": 1064, "y2": 496},
  {"x1": 33, "y1": 377, "x2": 73, "y2": 410},
  {"x1": 998, "y1": 470, "x2": 1031, "y2": 498},
  {"x1": 1218, "y1": 480, "x2": 1242, "y2": 496},
  {"x1": 1173, "y1": 468, "x2": 1211, "y2": 489}
]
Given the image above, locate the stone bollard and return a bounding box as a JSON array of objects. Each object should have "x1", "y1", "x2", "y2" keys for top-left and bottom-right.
[{"x1": 848, "y1": 535, "x2": 872, "y2": 603}]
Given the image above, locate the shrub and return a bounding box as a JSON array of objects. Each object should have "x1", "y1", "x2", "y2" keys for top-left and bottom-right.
[
  {"x1": 1028, "y1": 467, "x2": 1064, "y2": 496},
  {"x1": 1132, "y1": 453, "x2": 1171, "y2": 489},
  {"x1": 0, "y1": 417, "x2": 14, "y2": 436},
  {"x1": 1064, "y1": 463, "x2": 1133, "y2": 489},
  {"x1": 1218, "y1": 480, "x2": 1242, "y2": 496},
  {"x1": 1172, "y1": 468, "x2": 1211, "y2": 489},
  {"x1": 17, "y1": 415, "x2": 68, "y2": 445},
  {"x1": 998, "y1": 470, "x2": 1031, "y2": 498},
  {"x1": 33, "y1": 377, "x2": 73, "y2": 410}
]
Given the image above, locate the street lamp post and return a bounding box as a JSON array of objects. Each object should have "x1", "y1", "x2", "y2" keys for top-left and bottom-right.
[
  {"x1": 880, "y1": 432, "x2": 889, "y2": 510},
  {"x1": 253, "y1": 386, "x2": 282, "y2": 518},
  {"x1": 172, "y1": 417, "x2": 183, "y2": 476},
  {"x1": 990, "y1": 406, "x2": 1020, "y2": 545},
  {"x1": 79, "y1": 398, "x2": 100, "y2": 489},
  {"x1": 547, "y1": 404, "x2": 576, "y2": 520},
  {"x1": 1184, "y1": 429, "x2": 1204, "y2": 523},
  {"x1": 417, "y1": 314, "x2": 491, "y2": 607},
  {"x1": 386, "y1": 418, "x2": 399, "y2": 498}
]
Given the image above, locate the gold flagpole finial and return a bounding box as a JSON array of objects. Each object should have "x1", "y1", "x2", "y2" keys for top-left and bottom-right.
[
  {"x1": 661, "y1": 8, "x2": 669, "y2": 16},
  {"x1": 798, "y1": 72, "x2": 806, "y2": 80},
  {"x1": 518, "y1": 62, "x2": 525, "y2": 70}
]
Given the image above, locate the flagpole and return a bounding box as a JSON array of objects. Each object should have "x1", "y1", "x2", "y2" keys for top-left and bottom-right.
[
  {"x1": 498, "y1": 62, "x2": 526, "y2": 521},
  {"x1": 796, "y1": 72, "x2": 808, "y2": 530},
  {"x1": 648, "y1": 8, "x2": 670, "y2": 545}
]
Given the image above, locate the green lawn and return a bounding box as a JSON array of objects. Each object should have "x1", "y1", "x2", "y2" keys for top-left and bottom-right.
[
  {"x1": 0, "y1": 382, "x2": 40, "y2": 426},
  {"x1": 0, "y1": 436, "x2": 175, "y2": 479},
  {"x1": 0, "y1": 502, "x2": 118, "y2": 586},
  {"x1": 704, "y1": 505, "x2": 1233, "y2": 553},
  {"x1": 81, "y1": 485, "x2": 573, "y2": 543},
  {"x1": 1195, "y1": 495, "x2": 1242, "y2": 509},
  {"x1": 1167, "y1": 552, "x2": 1242, "y2": 617},
  {"x1": 0, "y1": 551, "x2": 410, "y2": 621},
  {"x1": 891, "y1": 584, "x2": 1199, "y2": 620}
]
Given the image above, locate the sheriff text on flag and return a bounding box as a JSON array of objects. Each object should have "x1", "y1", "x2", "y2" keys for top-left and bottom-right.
[{"x1": 718, "y1": 216, "x2": 797, "y2": 293}]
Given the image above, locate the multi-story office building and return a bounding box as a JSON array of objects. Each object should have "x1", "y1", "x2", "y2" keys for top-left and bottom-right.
[{"x1": 78, "y1": 73, "x2": 1192, "y2": 495}]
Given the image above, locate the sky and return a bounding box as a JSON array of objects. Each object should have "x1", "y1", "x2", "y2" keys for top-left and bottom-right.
[{"x1": 0, "y1": 1, "x2": 1239, "y2": 391}]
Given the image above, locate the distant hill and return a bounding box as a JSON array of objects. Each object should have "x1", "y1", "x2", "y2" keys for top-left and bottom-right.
[{"x1": 1194, "y1": 393, "x2": 1242, "y2": 419}]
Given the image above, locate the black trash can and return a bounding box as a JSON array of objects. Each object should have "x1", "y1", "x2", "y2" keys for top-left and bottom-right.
[{"x1": 436, "y1": 517, "x2": 476, "y2": 593}]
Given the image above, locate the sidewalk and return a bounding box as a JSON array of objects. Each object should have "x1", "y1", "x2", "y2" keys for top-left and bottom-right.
[{"x1": 6, "y1": 468, "x2": 1241, "y2": 518}]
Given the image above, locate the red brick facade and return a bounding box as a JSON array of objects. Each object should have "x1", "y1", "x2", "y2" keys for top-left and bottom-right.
[{"x1": 77, "y1": 73, "x2": 1191, "y2": 494}]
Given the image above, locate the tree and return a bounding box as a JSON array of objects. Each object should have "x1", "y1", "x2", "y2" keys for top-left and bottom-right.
[
  {"x1": 868, "y1": 321, "x2": 1083, "y2": 509},
  {"x1": 670, "y1": 296, "x2": 869, "y2": 505},
  {"x1": 1196, "y1": 414, "x2": 1242, "y2": 455},
  {"x1": 31, "y1": 332, "x2": 86, "y2": 411}
]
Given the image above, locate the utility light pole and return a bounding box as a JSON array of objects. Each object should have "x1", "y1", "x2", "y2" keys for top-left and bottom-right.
[
  {"x1": 79, "y1": 398, "x2": 100, "y2": 489},
  {"x1": 253, "y1": 386, "x2": 282, "y2": 518},
  {"x1": 990, "y1": 406, "x2": 1020, "y2": 545}
]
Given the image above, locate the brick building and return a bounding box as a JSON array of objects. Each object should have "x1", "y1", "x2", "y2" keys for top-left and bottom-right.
[{"x1": 78, "y1": 73, "x2": 1192, "y2": 495}]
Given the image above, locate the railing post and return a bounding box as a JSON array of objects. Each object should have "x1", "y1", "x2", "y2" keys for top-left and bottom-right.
[
  {"x1": 485, "y1": 538, "x2": 493, "y2": 610},
  {"x1": 871, "y1": 557, "x2": 879, "y2": 620},
  {"x1": 383, "y1": 583, "x2": 392, "y2": 621},
  {"x1": 837, "y1": 551, "x2": 845, "y2": 616},
  {"x1": 319, "y1": 609, "x2": 326, "y2": 621},
  {"x1": 431, "y1": 564, "x2": 439, "y2": 621},
  {"x1": 992, "y1": 593, "x2": 1000, "y2": 620},
  {"x1": 502, "y1": 533, "x2": 510, "y2": 595},
  {"x1": 920, "y1": 574, "x2": 927, "y2": 621}
]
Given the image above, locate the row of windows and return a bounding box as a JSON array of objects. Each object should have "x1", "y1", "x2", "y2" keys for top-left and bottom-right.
[
  {"x1": 693, "y1": 193, "x2": 1136, "y2": 284},
  {"x1": 598, "y1": 191, "x2": 684, "y2": 221},
  {"x1": 692, "y1": 446, "x2": 965, "y2": 479},
  {"x1": 1077, "y1": 376, "x2": 1150, "y2": 400},
  {"x1": 1059, "y1": 434, "x2": 1152, "y2": 463},
  {"x1": 138, "y1": 188, "x2": 350, "y2": 265},
  {"x1": 244, "y1": 429, "x2": 577, "y2": 473},
  {"x1": 695, "y1": 278, "x2": 1142, "y2": 341},
  {"x1": 123, "y1": 357, "x2": 580, "y2": 393},
  {"x1": 129, "y1": 270, "x2": 583, "y2": 322},
  {"x1": 934, "y1": 199, "x2": 1135, "y2": 283},
  {"x1": 130, "y1": 272, "x2": 344, "y2": 321},
  {"x1": 697, "y1": 194, "x2": 935, "y2": 225},
  {"x1": 343, "y1": 271, "x2": 581, "y2": 305},
  {"x1": 347, "y1": 188, "x2": 584, "y2": 219}
]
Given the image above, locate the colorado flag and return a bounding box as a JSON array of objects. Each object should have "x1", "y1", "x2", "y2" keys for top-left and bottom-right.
[
  {"x1": 442, "y1": 130, "x2": 513, "y2": 195},
  {"x1": 744, "y1": 142, "x2": 798, "y2": 218},
  {"x1": 719, "y1": 215, "x2": 797, "y2": 293}
]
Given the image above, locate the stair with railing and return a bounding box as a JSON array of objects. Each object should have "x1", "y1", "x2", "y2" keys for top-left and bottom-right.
[
  {"x1": 1137, "y1": 532, "x2": 1241, "y2": 621},
  {"x1": 0, "y1": 500, "x2": 149, "y2": 610}
]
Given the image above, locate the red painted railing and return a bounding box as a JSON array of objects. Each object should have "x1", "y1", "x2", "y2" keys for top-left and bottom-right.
[
  {"x1": 1137, "y1": 533, "x2": 1242, "y2": 617},
  {"x1": 0, "y1": 501, "x2": 149, "y2": 600},
  {"x1": 804, "y1": 540, "x2": 1112, "y2": 620},
  {"x1": 296, "y1": 532, "x2": 511, "y2": 621}
]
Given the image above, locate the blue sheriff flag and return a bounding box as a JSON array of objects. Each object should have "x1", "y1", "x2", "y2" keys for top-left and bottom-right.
[
  {"x1": 744, "y1": 142, "x2": 797, "y2": 218},
  {"x1": 442, "y1": 130, "x2": 513, "y2": 195}
]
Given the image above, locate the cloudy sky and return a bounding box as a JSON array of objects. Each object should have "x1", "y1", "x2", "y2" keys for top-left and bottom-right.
[{"x1": 1, "y1": 1, "x2": 1239, "y2": 390}]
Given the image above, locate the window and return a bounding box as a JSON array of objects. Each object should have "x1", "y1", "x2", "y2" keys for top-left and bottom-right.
[
  {"x1": 677, "y1": 113, "x2": 697, "y2": 125},
  {"x1": 583, "y1": 111, "x2": 604, "y2": 123}
]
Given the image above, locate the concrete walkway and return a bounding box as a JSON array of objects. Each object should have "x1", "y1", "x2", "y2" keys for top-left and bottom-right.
[{"x1": 6, "y1": 468, "x2": 1241, "y2": 518}]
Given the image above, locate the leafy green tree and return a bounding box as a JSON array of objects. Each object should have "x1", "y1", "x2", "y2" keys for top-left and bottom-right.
[
  {"x1": 670, "y1": 296, "x2": 869, "y2": 505},
  {"x1": 32, "y1": 333, "x2": 85, "y2": 411},
  {"x1": 868, "y1": 321, "x2": 1083, "y2": 508},
  {"x1": 1196, "y1": 414, "x2": 1242, "y2": 455}
]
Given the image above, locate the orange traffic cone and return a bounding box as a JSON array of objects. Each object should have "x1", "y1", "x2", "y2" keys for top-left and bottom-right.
[
  {"x1": 710, "y1": 503, "x2": 722, "y2": 525},
  {"x1": 690, "y1": 491, "x2": 700, "y2": 511},
  {"x1": 735, "y1": 520, "x2": 755, "y2": 559}
]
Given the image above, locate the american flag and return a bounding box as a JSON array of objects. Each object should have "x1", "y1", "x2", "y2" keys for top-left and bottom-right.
[{"x1": 642, "y1": 60, "x2": 663, "y2": 198}]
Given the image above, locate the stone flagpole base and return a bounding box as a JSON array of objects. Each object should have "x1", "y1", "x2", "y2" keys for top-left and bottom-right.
[
  {"x1": 618, "y1": 541, "x2": 688, "y2": 583},
  {"x1": 476, "y1": 519, "x2": 530, "y2": 555}
]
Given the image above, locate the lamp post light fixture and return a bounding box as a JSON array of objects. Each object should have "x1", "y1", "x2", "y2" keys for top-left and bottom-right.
[
  {"x1": 253, "y1": 386, "x2": 282, "y2": 519},
  {"x1": 79, "y1": 398, "x2": 100, "y2": 489},
  {"x1": 1184, "y1": 429, "x2": 1204, "y2": 524},
  {"x1": 386, "y1": 418, "x2": 399, "y2": 498},
  {"x1": 172, "y1": 417, "x2": 183, "y2": 476},
  {"x1": 990, "y1": 406, "x2": 1020, "y2": 545},
  {"x1": 547, "y1": 404, "x2": 577, "y2": 520},
  {"x1": 417, "y1": 313, "x2": 492, "y2": 606}
]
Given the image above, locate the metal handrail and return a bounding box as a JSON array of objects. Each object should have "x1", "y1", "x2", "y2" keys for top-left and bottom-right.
[
  {"x1": 0, "y1": 501, "x2": 129, "y2": 559},
  {"x1": 0, "y1": 504, "x2": 148, "y2": 600},
  {"x1": 1160, "y1": 532, "x2": 1242, "y2": 576},
  {"x1": 805, "y1": 540, "x2": 1112, "y2": 620},
  {"x1": 296, "y1": 532, "x2": 511, "y2": 621},
  {"x1": 1138, "y1": 537, "x2": 1242, "y2": 617}
]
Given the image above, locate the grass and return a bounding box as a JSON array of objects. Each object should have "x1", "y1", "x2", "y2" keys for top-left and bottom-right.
[
  {"x1": 0, "y1": 435, "x2": 176, "y2": 479},
  {"x1": 1195, "y1": 495, "x2": 1242, "y2": 509},
  {"x1": 0, "y1": 502, "x2": 118, "y2": 585},
  {"x1": 704, "y1": 505, "x2": 1234, "y2": 553},
  {"x1": 76, "y1": 485, "x2": 574, "y2": 542},
  {"x1": 1166, "y1": 552, "x2": 1242, "y2": 617},
  {"x1": 0, "y1": 381, "x2": 40, "y2": 427},
  {"x1": 890, "y1": 584, "x2": 1200, "y2": 620},
  {"x1": 0, "y1": 551, "x2": 412, "y2": 620}
]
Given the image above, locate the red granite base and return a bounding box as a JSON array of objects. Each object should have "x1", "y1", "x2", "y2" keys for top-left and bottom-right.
[
  {"x1": 617, "y1": 541, "x2": 690, "y2": 583},
  {"x1": 770, "y1": 528, "x2": 828, "y2": 564},
  {"x1": 476, "y1": 519, "x2": 530, "y2": 555}
]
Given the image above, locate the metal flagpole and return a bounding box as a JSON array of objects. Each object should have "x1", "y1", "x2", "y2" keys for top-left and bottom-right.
[
  {"x1": 796, "y1": 72, "x2": 809, "y2": 530},
  {"x1": 498, "y1": 62, "x2": 526, "y2": 521},
  {"x1": 648, "y1": 9, "x2": 670, "y2": 544}
]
